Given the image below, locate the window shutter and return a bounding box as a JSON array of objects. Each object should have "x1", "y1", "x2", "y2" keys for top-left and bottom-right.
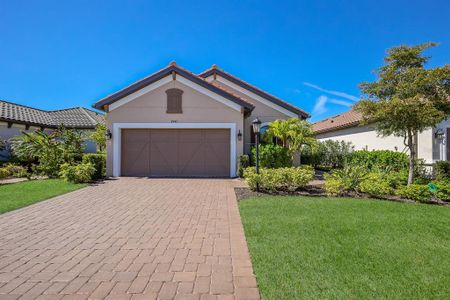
[{"x1": 166, "y1": 88, "x2": 183, "y2": 113}]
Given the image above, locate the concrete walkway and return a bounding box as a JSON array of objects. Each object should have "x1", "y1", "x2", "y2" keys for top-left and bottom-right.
[{"x1": 0, "y1": 178, "x2": 259, "y2": 299}]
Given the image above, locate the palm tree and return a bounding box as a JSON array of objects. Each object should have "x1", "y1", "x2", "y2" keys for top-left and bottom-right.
[{"x1": 265, "y1": 118, "x2": 317, "y2": 161}]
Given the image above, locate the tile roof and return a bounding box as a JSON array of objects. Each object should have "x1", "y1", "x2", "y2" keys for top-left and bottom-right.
[
  {"x1": 312, "y1": 110, "x2": 363, "y2": 134},
  {"x1": 0, "y1": 100, "x2": 104, "y2": 129},
  {"x1": 199, "y1": 66, "x2": 309, "y2": 118},
  {"x1": 93, "y1": 62, "x2": 255, "y2": 111}
]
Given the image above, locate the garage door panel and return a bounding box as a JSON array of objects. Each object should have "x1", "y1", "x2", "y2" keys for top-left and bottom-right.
[
  {"x1": 121, "y1": 130, "x2": 150, "y2": 176},
  {"x1": 178, "y1": 129, "x2": 203, "y2": 142},
  {"x1": 149, "y1": 138, "x2": 179, "y2": 177},
  {"x1": 178, "y1": 141, "x2": 205, "y2": 176},
  {"x1": 121, "y1": 128, "x2": 230, "y2": 177},
  {"x1": 204, "y1": 143, "x2": 230, "y2": 177}
]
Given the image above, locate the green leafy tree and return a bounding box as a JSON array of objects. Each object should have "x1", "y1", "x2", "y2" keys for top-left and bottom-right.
[
  {"x1": 264, "y1": 119, "x2": 292, "y2": 147},
  {"x1": 264, "y1": 118, "x2": 317, "y2": 162},
  {"x1": 354, "y1": 43, "x2": 450, "y2": 184},
  {"x1": 10, "y1": 127, "x2": 85, "y2": 177},
  {"x1": 90, "y1": 123, "x2": 107, "y2": 152},
  {"x1": 11, "y1": 130, "x2": 63, "y2": 177}
]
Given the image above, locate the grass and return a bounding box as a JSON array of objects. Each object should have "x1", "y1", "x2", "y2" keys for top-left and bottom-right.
[
  {"x1": 0, "y1": 179, "x2": 87, "y2": 214},
  {"x1": 239, "y1": 196, "x2": 450, "y2": 299}
]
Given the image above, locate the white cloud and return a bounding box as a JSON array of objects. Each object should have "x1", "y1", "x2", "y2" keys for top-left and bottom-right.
[
  {"x1": 303, "y1": 82, "x2": 359, "y2": 102},
  {"x1": 312, "y1": 95, "x2": 353, "y2": 116},
  {"x1": 313, "y1": 95, "x2": 328, "y2": 115},
  {"x1": 328, "y1": 98, "x2": 353, "y2": 107}
]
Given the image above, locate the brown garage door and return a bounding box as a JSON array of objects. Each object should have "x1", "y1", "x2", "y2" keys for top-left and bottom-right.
[{"x1": 121, "y1": 129, "x2": 230, "y2": 177}]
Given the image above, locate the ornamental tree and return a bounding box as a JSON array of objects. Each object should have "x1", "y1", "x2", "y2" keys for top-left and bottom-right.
[
  {"x1": 354, "y1": 42, "x2": 450, "y2": 184},
  {"x1": 264, "y1": 118, "x2": 317, "y2": 161}
]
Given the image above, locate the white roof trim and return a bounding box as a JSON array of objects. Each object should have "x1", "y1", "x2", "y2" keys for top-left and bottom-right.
[
  {"x1": 109, "y1": 74, "x2": 242, "y2": 112},
  {"x1": 109, "y1": 76, "x2": 173, "y2": 111},
  {"x1": 213, "y1": 75, "x2": 297, "y2": 118}
]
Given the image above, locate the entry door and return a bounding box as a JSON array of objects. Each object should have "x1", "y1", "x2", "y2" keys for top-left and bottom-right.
[{"x1": 121, "y1": 129, "x2": 230, "y2": 177}]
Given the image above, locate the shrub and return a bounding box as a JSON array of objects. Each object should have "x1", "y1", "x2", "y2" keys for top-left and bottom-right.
[
  {"x1": 59, "y1": 162, "x2": 95, "y2": 183},
  {"x1": 244, "y1": 166, "x2": 314, "y2": 192},
  {"x1": 323, "y1": 177, "x2": 346, "y2": 196},
  {"x1": 3, "y1": 164, "x2": 28, "y2": 178},
  {"x1": 435, "y1": 161, "x2": 450, "y2": 181},
  {"x1": 348, "y1": 150, "x2": 409, "y2": 172},
  {"x1": 82, "y1": 153, "x2": 106, "y2": 180},
  {"x1": 302, "y1": 140, "x2": 354, "y2": 168},
  {"x1": 358, "y1": 173, "x2": 394, "y2": 197},
  {"x1": 324, "y1": 165, "x2": 368, "y2": 196},
  {"x1": 238, "y1": 155, "x2": 250, "y2": 178},
  {"x1": 252, "y1": 144, "x2": 292, "y2": 168},
  {"x1": 0, "y1": 168, "x2": 10, "y2": 179},
  {"x1": 396, "y1": 184, "x2": 432, "y2": 202},
  {"x1": 435, "y1": 181, "x2": 450, "y2": 201},
  {"x1": 10, "y1": 127, "x2": 85, "y2": 178},
  {"x1": 385, "y1": 170, "x2": 408, "y2": 188}
]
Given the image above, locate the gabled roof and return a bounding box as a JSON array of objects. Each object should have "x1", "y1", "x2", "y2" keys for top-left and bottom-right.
[
  {"x1": 312, "y1": 110, "x2": 363, "y2": 134},
  {"x1": 93, "y1": 63, "x2": 255, "y2": 111},
  {"x1": 0, "y1": 100, "x2": 104, "y2": 129},
  {"x1": 199, "y1": 66, "x2": 309, "y2": 118}
]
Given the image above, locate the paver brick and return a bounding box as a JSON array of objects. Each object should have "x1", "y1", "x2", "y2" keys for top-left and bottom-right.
[{"x1": 0, "y1": 179, "x2": 259, "y2": 299}]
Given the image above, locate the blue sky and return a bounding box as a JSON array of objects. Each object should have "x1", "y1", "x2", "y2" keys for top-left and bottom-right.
[{"x1": 1, "y1": 0, "x2": 449, "y2": 122}]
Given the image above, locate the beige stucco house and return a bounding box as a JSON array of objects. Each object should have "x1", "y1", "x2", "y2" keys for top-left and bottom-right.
[
  {"x1": 313, "y1": 109, "x2": 450, "y2": 163},
  {"x1": 93, "y1": 62, "x2": 308, "y2": 178}
]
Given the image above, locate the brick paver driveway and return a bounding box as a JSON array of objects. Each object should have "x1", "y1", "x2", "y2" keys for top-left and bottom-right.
[{"x1": 0, "y1": 178, "x2": 259, "y2": 300}]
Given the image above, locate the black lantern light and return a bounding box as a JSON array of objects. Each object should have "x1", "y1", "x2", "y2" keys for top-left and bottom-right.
[
  {"x1": 237, "y1": 130, "x2": 242, "y2": 141},
  {"x1": 252, "y1": 117, "x2": 262, "y2": 192},
  {"x1": 435, "y1": 128, "x2": 445, "y2": 140},
  {"x1": 105, "y1": 129, "x2": 112, "y2": 140}
]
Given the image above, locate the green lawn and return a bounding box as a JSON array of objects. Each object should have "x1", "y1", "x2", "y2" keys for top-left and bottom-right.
[
  {"x1": 0, "y1": 179, "x2": 87, "y2": 214},
  {"x1": 239, "y1": 196, "x2": 450, "y2": 299}
]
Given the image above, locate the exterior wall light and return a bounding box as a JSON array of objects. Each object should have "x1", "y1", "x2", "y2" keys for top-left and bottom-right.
[
  {"x1": 237, "y1": 130, "x2": 242, "y2": 141},
  {"x1": 435, "y1": 128, "x2": 445, "y2": 140},
  {"x1": 105, "y1": 129, "x2": 112, "y2": 140}
]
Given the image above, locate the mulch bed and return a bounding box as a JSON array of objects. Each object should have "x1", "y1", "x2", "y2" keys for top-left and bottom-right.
[{"x1": 235, "y1": 185, "x2": 450, "y2": 206}]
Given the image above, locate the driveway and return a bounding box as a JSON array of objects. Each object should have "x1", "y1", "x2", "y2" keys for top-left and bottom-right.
[{"x1": 0, "y1": 178, "x2": 259, "y2": 300}]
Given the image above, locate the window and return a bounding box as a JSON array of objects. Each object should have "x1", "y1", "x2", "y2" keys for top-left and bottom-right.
[{"x1": 166, "y1": 88, "x2": 183, "y2": 113}]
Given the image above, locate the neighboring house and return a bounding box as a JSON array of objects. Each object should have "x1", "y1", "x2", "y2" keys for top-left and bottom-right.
[
  {"x1": 0, "y1": 100, "x2": 105, "y2": 160},
  {"x1": 93, "y1": 62, "x2": 308, "y2": 178},
  {"x1": 313, "y1": 109, "x2": 449, "y2": 163}
]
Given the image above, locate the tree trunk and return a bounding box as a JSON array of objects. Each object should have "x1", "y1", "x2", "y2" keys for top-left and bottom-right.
[{"x1": 407, "y1": 131, "x2": 416, "y2": 185}]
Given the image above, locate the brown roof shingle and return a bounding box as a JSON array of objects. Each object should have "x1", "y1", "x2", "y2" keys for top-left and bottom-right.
[
  {"x1": 0, "y1": 100, "x2": 104, "y2": 129},
  {"x1": 312, "y1": 110, "x2": 363, "y2": 134}
]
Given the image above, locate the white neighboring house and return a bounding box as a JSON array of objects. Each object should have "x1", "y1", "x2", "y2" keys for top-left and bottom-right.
[
  {"x1": 0, "y1": 100, "x2": 105, "y2": 160},
  {"x1": 312, "y1": 110, "x2": 449, "y2": 164}
]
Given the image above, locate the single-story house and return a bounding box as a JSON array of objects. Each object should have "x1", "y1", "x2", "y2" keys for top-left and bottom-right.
[
  {"x1": 93, "y1": 62, "x2": 309, "y2": 178},
  {"x1": 0, "y1": 100, "x2": 105, "y2": 160},
  {"x1": 313, "y1": 109, "x2": 449, "y2": 163}
]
